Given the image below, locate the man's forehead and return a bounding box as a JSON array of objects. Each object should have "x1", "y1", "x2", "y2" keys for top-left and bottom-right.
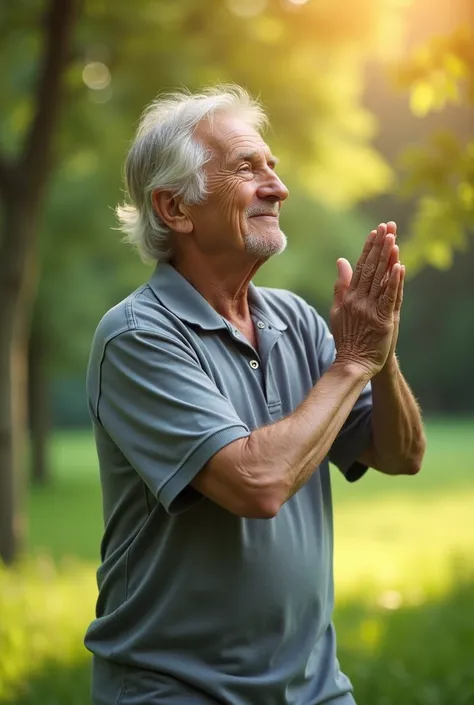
[{"x1": 195, "y1": 115, "x2": 271, "y2": 160}]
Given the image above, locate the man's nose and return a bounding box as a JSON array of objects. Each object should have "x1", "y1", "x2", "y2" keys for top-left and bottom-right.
[{"x1": 257, "y1": 171, "x2": 289, "y2": 203}]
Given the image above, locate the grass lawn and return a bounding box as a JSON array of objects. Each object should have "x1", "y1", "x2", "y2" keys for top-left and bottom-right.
[{"x1": 1, "y1": 418, "x2": 474, "y2": 704}]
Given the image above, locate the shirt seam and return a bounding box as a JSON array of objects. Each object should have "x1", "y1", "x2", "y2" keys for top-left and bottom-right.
[
  {"x1": 111, "y1": 506, "x2": 151, "y2": 654},
  {"x1": 115, "y1": 668, "x2": 126, "y2": 705},
  {"x1": 93, "y1": 289, "x2": 144, "y2": 420},
  {"x1": 124, "y1": 488, "x2": 152, "y2": 602}
]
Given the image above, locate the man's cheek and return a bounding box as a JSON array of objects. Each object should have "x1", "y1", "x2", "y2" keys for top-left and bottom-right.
[{"x1": 219, "y1": 185, "x2": 241, "y2": 219}]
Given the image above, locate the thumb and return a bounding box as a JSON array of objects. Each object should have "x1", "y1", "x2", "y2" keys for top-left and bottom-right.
[{"x1": 333, "y1": 258, "x2": 353, "y2": 306}]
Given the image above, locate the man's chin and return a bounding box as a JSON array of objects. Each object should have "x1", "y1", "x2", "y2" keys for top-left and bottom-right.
[{"x1": 244, "y1": 229, "x2": 287, "y2": 258}]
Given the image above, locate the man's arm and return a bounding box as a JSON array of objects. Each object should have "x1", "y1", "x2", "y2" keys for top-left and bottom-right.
[
  {"x1": 356, "y1": 223, "x2": 426, "y2": 476},
  {"x1": 193, "y1": 360, "x2": 372, "y2": 518},
  {"x1": 193, "y1": 227, "x2": 402, "y2": 518},
  {"x1": 358, "y1": 356, "x2": 426, "y2": 476}
]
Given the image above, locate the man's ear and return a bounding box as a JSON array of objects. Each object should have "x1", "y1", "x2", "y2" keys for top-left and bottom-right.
[{"x1": 152, "y1": 190, "x2": 193, "y2": 234}]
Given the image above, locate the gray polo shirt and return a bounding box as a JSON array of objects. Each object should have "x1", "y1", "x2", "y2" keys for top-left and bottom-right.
[{"x1": 85, "y1": 262, "x2": 372, "y2": 705}]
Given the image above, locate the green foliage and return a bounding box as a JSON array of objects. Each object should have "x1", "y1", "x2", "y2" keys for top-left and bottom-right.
[
  {"x1": 394, "y1": 27, "x2": 474, "y2": 115},
  {"x1": 395, "y1": 248, "x2": 474, "y2": 414},
  {"x1": 0, "y1": 558, "x2": 93, "y2": 705},
  {"x1": 1, "y1": 420, "x2": 473, "y2": 704},
  {"x1": 337, "y1": 578, "x2": 474, "y2": 705},
  {"x1": 393, "y1": 26, "x2": 474, "y2": 270}
]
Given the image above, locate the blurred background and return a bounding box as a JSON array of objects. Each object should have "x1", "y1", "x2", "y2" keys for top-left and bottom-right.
[{"x1": 0, "y1": 0, "x2": 473, "y2": 703}]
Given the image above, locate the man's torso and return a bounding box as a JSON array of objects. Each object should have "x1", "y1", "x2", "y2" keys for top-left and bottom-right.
[{"x1": 85, "y1": 264, "x2": 369, "y2": 704}]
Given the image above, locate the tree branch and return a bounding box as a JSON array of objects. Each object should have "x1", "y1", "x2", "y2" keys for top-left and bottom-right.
[{"x1": 22, "y1": 0, "x2": 78, "y2": 196}]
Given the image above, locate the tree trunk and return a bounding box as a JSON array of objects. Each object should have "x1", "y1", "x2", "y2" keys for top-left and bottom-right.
[
  {"x1": 0, "y1": 331, "x2": 17, "y2": 565},
  {"x1": 0, "y1": 206, "x2": 35, "y2": 564},
  {"x1": 28, "y1": 309, "x2": 51, "y2": 485},
  {"x1": 0, "y1": 0, "x2": 77, "y2": 564}
]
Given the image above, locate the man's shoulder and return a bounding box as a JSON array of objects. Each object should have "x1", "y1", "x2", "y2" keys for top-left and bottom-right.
[{"x1": 91, "y1": 283, "x2": 177, "y2": 349}]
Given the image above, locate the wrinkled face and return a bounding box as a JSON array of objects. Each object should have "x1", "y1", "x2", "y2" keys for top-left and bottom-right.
[{"x1": 187, "y1": 113, "x2": 289, "y2": 259}]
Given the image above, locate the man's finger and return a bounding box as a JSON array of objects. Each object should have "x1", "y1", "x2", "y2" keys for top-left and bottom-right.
[
  {"x1": 395, "y1": 264, "x2": 405, "y2": 312},
  {"x1": 354, "y1": 223, "x2": 387, "y2": 295},
  {"x1": 369, "y1": 236, "x2": 395, "y2": 298},
  {"x1": 333, "y1": 258, "x2": 353, "y2": 306},
  {"x1": 379, "y1": 245, "x2": 400, "y2": 294},
  {"x1": 379, "y1": 262, "x2": 401, "y2": 314},
  {"x1": 386, "y1": 221, "x2": 397, "y2": 237},
  {"x1": 380, "y1": 271, "x2": 389, "y2": 293},
  {"x1": 349, "y1": 229, "x2": 377, "y2": 291},
  {"x1": 388, "y1": 243, "x2": 400, "y2": 269}
]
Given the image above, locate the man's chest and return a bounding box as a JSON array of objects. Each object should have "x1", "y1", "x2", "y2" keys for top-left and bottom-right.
[{"x1": 187, "y1": 325, "x2": 320, "y2": 430}]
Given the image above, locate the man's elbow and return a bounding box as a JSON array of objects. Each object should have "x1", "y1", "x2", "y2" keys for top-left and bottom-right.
[
  {"x1": 234, "y1": 443, "x2": 288, "y2": 518},
  {"x1": 241, "y1": 498, "x2": 280, "y2": 519},
  {"x1": 403, "y1": 456, "x2": 422, "y2": 476},
  {"x1": 403, "y1": 433, "x2": 427, "y2": 476},
  {"x1": 238, "y1": 466, "x2": 291, "y2": 518},
  {"x1": 238, "y1": 485, "x2": 285, "y2": 519},
  {"x1": 195, "y1": 437, "x2": 286, "y2": 519},
  {"x1": 374, "y1": 432, "x2": 426, "y2": 476},
  {"x1": 215, "y1": 487, "x2": 281, "y2": 519}
]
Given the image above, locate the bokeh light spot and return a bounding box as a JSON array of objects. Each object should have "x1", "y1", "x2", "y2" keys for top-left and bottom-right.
[
  {"x1": 377, "y1": 590, "x2": 403, "y2": 610},
  {"x1": 82, "y1": 62, "x2": 111, "y2": 91}
]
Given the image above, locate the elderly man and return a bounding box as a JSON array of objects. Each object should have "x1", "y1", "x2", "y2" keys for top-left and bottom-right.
[{"x1": 85, "y1": 85, "x2": 425, "y2": 705}]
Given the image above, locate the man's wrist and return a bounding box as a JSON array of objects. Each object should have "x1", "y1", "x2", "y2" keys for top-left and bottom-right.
[
  {"x1": 332, "y1": 357, "x2": 374, "y2": 386},
  {"x1": 378, "y1": 354, "x2": 399, "y2": 379}
]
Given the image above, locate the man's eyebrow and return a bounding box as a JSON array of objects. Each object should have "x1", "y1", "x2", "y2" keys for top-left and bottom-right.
[{"x1": 230, "y1": 150, "x2": 279, "y2": 167}]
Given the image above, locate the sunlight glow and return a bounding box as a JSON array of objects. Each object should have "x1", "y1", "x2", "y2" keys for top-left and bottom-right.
[{"x1": 226, "y1": 0, "x2": 267, "y2": 18}]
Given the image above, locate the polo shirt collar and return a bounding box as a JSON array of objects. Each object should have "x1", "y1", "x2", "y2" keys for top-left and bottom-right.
[
  {"x1": 148, "y1": 262, "x2": 287, "y2": 332},
  {"x1": 248, "y1": 282, "x2": 287, "y2": 331}
]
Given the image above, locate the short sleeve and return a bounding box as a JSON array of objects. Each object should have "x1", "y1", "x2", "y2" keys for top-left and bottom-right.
[
  {"x1": 94, "y1": 328, "x2": 251, "y2": 513},
  {"x1": 313, "y1": 309, "x2": 373, "y2": 482}
]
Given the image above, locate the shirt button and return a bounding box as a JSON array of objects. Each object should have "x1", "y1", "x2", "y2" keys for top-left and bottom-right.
[
  {"x1": 234, "y1": 329, "x2": 240, "y2": 336},
  {"x1": 249, "y1": 360, "x2": 259, "y2": 370},
  {"x1": 257, "y1": 321, "x2": 265, "y2": 329}
]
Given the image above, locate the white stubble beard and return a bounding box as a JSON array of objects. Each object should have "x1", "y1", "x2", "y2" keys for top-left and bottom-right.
[{"x1": 243, "y1": 221, "x2": 287, "y2": 259}]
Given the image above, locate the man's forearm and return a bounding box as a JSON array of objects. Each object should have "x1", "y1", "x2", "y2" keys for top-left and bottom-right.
[
  {"x1": 368, "y1": 356, "x2": 426, "y2": 475},
  {"x1": 243, "y1": 361, "x2": 370, "y2": 505}
]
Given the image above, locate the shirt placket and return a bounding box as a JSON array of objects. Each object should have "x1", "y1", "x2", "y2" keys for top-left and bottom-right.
[{"x1": 251, "y1": 317, "x2": 282, "y2": 416}]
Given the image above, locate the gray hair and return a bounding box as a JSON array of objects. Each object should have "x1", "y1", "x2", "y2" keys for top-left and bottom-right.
[{"x1": 116, "y1": 85, "x2": 269, "y2": 263}]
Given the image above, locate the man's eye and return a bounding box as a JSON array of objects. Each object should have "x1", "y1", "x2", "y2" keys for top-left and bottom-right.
[{"x1": 238, "y1": 163, "x2": 252, "y2": 172}]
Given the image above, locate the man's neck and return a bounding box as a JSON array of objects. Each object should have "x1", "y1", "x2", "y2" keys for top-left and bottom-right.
[{"x1": 171, "y1": 254, "x2": 262, "y2": 325}]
